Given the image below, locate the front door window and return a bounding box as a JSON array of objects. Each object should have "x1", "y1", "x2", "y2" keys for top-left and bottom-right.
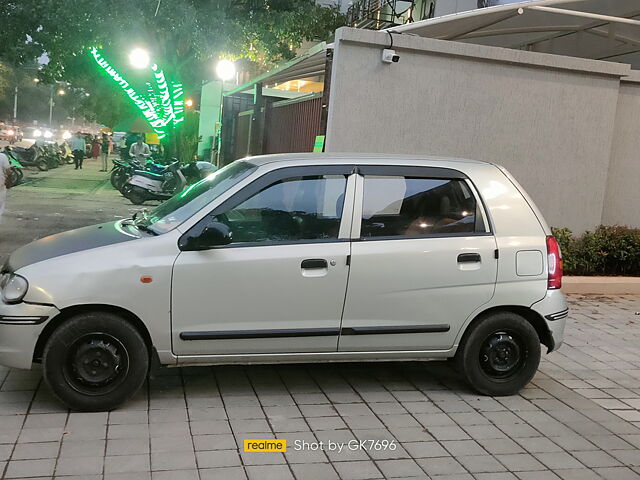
[{"x1": 213, "y1": 175, "x2": 347, "y2": 245}]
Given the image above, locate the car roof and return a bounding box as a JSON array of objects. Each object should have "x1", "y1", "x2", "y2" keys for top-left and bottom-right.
[{"x1": 242, "y1": 152, "x2": 492, "y2": 168}]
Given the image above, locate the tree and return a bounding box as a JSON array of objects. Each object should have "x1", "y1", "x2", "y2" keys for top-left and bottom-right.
[{"x1": 0, "y1": 0, "x2": 345, "y2": 139}]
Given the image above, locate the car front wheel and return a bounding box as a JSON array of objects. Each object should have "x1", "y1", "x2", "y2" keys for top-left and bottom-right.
[
  {"x1": 456, "y1": 312, "x2": 540, "y2": 396},
  {"x1": 43, "y1": 312, "x2": 149, "y2": 411}
]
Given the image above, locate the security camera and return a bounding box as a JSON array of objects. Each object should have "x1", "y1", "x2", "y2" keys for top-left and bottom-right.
[{"x1": 382, "y1": 49, "x2": 400, "y2": 64}]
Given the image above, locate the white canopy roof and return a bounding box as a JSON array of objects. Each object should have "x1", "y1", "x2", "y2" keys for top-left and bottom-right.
[{"x1": 389, "y1": 0, "x2": 640, "y2": 67}]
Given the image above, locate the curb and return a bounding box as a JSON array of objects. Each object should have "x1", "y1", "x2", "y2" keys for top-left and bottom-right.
[{"x1": 562, "y1": 276, "x2": 640, "y2": 295}]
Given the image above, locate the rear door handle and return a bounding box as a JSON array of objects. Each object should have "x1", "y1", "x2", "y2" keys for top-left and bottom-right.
[
  {"x1": 301, "y1": 259, "x2": 328, "y2": 269},
  {"x1": 457, "y1": 253, "x2": 481, "y2": 263}
]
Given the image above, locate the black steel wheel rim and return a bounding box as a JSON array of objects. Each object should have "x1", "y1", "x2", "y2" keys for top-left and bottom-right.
[
  {"x1": 62, "y1": 333, "x2": 130, "y2": 396},
  {"x1": 479, "y1": 330, "x2": 525, "y2": 379}
]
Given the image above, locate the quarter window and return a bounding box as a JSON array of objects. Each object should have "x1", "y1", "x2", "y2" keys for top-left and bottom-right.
[
  {"x1": 214, "y1": 175, "x2": 347, "y2": 244},
  {"x1": 361, "y1": 176, "x2": 483, "y2": 238}
]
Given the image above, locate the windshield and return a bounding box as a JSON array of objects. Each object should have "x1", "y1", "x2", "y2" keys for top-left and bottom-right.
[{"x1": 135, "y1": 161, "x2": 257, "y2": 234}]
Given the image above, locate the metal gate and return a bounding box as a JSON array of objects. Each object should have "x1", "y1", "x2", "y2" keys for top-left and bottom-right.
[{"x1": 263, "y1": 95, "x2": 323, "y2": 154}]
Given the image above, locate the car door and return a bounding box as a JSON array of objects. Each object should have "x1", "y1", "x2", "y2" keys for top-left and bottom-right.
[
  {"x1": 172, "y1": 165, "x2": 355, "y2": 356},
  {"x1": 339, "y1": 165, "x2": 498, "y2": 352}
]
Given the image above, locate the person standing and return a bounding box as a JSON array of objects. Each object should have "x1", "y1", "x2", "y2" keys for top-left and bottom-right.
[
  {"x1": 70, "y1": 132, "x2": 86, "y2": 170},
  {"x1": 124, "y1": 133, "x2": 137, "y2": 160},
  {"x1": 91, "y1": 136, "x2": 101, "y2": 160},
  {"x1": 0, "y1": 150, "x2": 11, "y2": 221},
  {"x1": 100, "y1": 134, "x2": 110, "y2": 172},
  {"x1": 129, "y1": 135, "x2": 151, "y2": 164}
]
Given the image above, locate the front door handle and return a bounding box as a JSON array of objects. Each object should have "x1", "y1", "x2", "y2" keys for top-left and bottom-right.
[
  {"x1": 457, "y1": 253, "x2": 481, "y2": 263},
  {"x1": 301, "y1": 258, "x2": 328, "y2": 269}
]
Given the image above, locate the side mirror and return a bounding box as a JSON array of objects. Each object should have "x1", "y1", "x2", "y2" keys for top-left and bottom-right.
[{"x1": 179, "y1": 221, "x2": 232, "y2": 251}]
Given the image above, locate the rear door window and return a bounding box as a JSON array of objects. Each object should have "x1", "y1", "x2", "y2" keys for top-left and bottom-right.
[{"x1": 361, "y1": 176, "x2": 485, "y2": 238}]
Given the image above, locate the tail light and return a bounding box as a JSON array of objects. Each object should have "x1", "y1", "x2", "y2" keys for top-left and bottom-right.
[{"x1": 546, "y1": 235, "x2": 563, "y2": 289}]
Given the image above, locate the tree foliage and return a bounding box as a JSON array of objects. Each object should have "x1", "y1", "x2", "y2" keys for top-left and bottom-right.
[{"x1": 0, "y1": 0, "x2": 344, "y2": 126}]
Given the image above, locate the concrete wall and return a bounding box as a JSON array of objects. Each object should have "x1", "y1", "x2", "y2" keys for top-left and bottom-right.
[
  {"x1": 602, "y1": 72, "x2": 640, "y2": 227},
  {"x1": 434, "y1": 0, "x2": 477, "y2": 16},
  {"x1": 198, "y1": 80, "x2": 223, "y2": 160},
  {"x1": 325, "y1": 27, "x2": 631, "y2": 232}
]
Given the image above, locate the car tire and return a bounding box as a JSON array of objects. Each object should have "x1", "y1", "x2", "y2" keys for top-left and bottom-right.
[
  {"x1": 37, "y1": 159, "x2": 48, "y2": 171},
  {"x1": 42, "y1": 312, "x2": 149, "y2": 411},
  {"x1": 456, "y1": 312, "x2": 540, "y2": 396}
]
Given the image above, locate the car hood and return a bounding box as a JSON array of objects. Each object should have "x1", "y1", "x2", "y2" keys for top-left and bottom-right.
[{"x1": 4, "y1": 221, "x2": 139, "y2": 272}]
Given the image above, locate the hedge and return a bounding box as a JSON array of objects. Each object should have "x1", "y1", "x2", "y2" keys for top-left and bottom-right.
[{"x1": 551, "y1": 225, "x2": 640, "y2": 276}]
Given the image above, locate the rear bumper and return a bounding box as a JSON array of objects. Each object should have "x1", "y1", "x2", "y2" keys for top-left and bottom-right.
[
  {"x1": 0, "y1": 301, "x2": 60, "y2": 369},
  {"x1": 531, "y1": 289, "x2": 568, "y2": 352}
]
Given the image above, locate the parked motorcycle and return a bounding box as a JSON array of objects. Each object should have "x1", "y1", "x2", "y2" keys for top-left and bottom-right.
[
  {"x1": 110, "y1": 158, "x2": 144, "y2": 191},
  {"x1": 181, "y1": 161, "x2": 217, "y2": 184},
  {"x1": 110, "y1": 158, "x2": 170, "y2": 192},
  {"x1": 40, "y1": 144, "x2": 60, "y2": 169},
  {"x1": 121, "y1": 160, "x2": 187, "y2": 205},
  {"x1": 4, "y1": 145, "x2": 48, "y2": 171},
  {"x1": 6, "y1": 156, "x2": 24, "y2": 187}
]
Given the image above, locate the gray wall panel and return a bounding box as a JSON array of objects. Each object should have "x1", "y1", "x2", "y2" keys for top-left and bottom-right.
[{"x1": 326, "y1": 28, "x2": 629, "y2": 232}]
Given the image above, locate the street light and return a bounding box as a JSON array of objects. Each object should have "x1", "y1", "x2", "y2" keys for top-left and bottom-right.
[
  {"x1": 49, "y1": 84, "x2": 68, "y2": 127},
  {"x1": 213, "y1": 59, "x2": 237, "y2": 167},
  {"x1": 185, "y1": 98, "x2": 194, "y2": 108},
  {"x1": 215, "y1": 59, "x2": 236, "y2": 82},
  {"x1": 129, "y1": 48, "x2": 150, "y2": 69}
]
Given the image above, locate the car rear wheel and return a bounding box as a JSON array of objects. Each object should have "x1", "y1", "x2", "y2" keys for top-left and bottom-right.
[
  {"x1": 42, "y1": 312, "x2": 149, "y2": 411},
  {"x1": 456, "y1": 312, "x2": 540, "y2": 396}
]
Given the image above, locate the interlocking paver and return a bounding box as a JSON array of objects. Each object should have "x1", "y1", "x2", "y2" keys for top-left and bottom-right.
[
  {"x1": 416, "y1": 456, "x2": 467, "y2": 476},
  {"x1": 333, "y1": 460, "x2": 383, "y2": 479},
  {"x1": 0, "y1": 294, "x2": 640, "y2": 480},
  {"x1": 11, "y1": 441, "x2": 59, "y2": 460},
  {"x1": 55, "y1": 455, "x2": 104, "y2": 476},
  {"x1": 199, "y1": 466, "x2": 248, "y2": 480},
  {"x1": 4, "y1": 458, "x2": 56, "y2": 478}
]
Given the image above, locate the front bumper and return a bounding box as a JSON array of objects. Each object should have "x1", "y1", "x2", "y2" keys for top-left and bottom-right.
[
  {"x1": 0, "y1": 301, "x2": 60, "y2": 369},
  {"x1": 531, "y1": 289, "x2": 568, "y2": 352}
]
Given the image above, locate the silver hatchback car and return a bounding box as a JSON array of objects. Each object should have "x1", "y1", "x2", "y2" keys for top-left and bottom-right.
[{"x1": 0, "y1": 154, "x2": 567, "y2": 411}]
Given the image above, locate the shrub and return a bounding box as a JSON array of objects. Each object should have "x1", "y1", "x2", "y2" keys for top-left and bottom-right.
[{"x1": 551, "y1": 225, "x2": 640, "y2": 276}]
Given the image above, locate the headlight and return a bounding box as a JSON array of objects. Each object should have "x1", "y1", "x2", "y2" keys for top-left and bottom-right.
[{"x1": 0, "y1": 273, "x2": 29, "y2": 304}]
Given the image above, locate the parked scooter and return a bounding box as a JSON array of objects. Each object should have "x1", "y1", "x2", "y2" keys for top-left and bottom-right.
[
  {"x1": 58, "y1": 142, "x2": 75, "y2": 165},
  {"x1": 40, "y1": 144, "x2": 60, "y2": 169},
  {"x1": 121, "y1": 160, "x2": 187, "y2": 205},
  {"x1": 4, "y1": 145, "x2": 48, "y2": 171}
]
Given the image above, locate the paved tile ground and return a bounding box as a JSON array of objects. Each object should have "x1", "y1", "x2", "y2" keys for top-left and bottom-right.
[{"x1": 1, "y1": 295, "x2": 639, "y2": 480}]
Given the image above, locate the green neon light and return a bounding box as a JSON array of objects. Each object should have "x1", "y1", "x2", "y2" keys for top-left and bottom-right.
[{"x1": 89, "y1": 48, "x2": 187, "y2": 140}]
